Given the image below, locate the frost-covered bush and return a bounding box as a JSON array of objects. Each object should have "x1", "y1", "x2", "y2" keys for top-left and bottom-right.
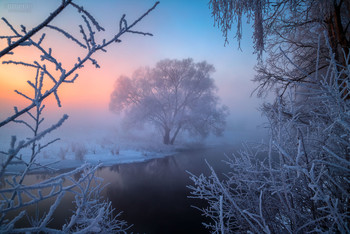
[
  {"x1": 58, "y1": 146, "x2": 68, "y2": 160},
  {"x1": 74, "y1": 146, "x2": 87, "y2": 161},
  {"x1": 188, "y1": 49, "x2": 350, "y2": 233},
  {"x1": 191, "y1": 1, "x2": 349, "y2": 232},
  {"x1": 1, "y1": 164, "x2": 131, "y2": 233},
  {"x1": 72, "y1": 143, "x2": 88, "y2": 161},
  {"x1": 111, "y1": 146, "x2": 120, "y2": 156},
  {"x1": 63, "y1": 165, "x2": 131, "y2": 233},
  {"x1": 0, "y1": 0, "x2": 158, "y2": 232}
]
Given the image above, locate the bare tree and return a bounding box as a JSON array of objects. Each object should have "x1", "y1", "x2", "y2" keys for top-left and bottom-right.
[
  {"x1": 209, "y1": 0, "x2": 350, "y2": 96},
  {"x1": 0, "y1": 0, "x2": 159, "y2": 232},
  {"x1": 110, "y1": 58, "x2": 228, "y2": 145}
]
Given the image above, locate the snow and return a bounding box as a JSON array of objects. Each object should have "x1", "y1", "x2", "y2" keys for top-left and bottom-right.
[{"x1": 5, "y1": 143, "x2": 177, "y2": 174}]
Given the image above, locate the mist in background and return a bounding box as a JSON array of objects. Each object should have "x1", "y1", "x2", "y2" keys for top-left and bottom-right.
[{"x1": 0, "y1": 0, "x2": 267, "y2": 149}]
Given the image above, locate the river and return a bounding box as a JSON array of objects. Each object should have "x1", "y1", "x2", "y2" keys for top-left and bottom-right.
[{"x1": 10, "y1": 145, "x2": 237, "y2": 233}]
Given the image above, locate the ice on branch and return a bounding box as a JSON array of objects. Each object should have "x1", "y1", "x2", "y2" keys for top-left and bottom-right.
[{"x1": 0, "y1": 0, "x2": 159, "y2": 232}]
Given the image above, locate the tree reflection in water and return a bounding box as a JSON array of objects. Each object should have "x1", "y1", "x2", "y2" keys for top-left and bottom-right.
[{"x1": 4, "y1": 147, "x2": 233, "y2": 233}]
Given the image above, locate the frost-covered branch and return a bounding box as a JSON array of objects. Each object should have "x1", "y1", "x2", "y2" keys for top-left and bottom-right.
[
  {"x1": 189, "y1": 41, "x2": 350, "y2": 233},
  {"x1": 1, "y1": 164, "x2": 131, "y2": 233},
  {"x1": 0, "y1": 1, "x2": 158, "y2": 232},
  {"x1": 0, "y1": 0, "x2": 73, "y2": 58},
  {"x1": 0, "y1": 114, "x2": 68, "y2": 178},
  {"x1": 0, "y1": 1, "x2": 159, "y2": 128}
]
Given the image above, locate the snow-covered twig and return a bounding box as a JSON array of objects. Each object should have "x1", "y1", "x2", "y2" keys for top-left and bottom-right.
[
  {"x1": 189, "y1": 38, "x2": 350, "y2": 233},
  {"x1": 0, "y1": 1, "x2": 158, "y2": 232},
  {"x1": 0, "y1": 0, "x2": 73, "y2": 58}
]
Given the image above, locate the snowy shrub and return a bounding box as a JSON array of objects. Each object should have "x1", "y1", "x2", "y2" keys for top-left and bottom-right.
[
  {"x1": 189, "y1": 1, "x2": 350, "y2": 232},
  {"x1": 111, "y1": 145, "x2": 120, "y2": 156},
  {"x1": 0, "y1": 0, "x2": 159, "y2": 232},
  {"x1": 0, "y1": 164, "x2": 132, "y2": 233},
  {"x1": 58, "y1": 146, "x2": 68, "y2": 160},
  {"x1": 72, "y1": 143, "x2": 88, "y2": 161},
  {"x1": 74, "y1": 145, "x2": 87, "y2": 161},
  {"x1": 111, "y1": 149, "x2": 120, "y2": 156},
  {"x1": 188, "y1": 48, "x2": 350, "y2": 233},
  {"x1": 64, "y1": 164, "x2": 131, "y2": 233}
]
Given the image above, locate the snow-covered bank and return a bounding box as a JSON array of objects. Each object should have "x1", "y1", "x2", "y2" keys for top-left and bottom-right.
[
  {"x1": 3, "y1": 137, "x2": 232, "y2": 175},
  {"x1": 4, "y1": 143, "x2": 177, "y2": 174}
]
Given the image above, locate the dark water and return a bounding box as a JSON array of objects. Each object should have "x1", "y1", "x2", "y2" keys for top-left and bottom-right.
[
  {"x1": 11, "y1": 145, "x2": 236, "y2": 233},
  {"x1": 98, "y1": 146, "x2": 234, "y2": 233}
]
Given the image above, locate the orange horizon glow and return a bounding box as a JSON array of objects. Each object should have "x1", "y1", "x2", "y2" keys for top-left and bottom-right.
[{"x1": 0, "y1": 39, "x2": 129, "y2": 113}]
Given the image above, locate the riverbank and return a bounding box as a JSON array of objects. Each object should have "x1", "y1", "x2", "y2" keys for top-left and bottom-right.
[{"x1": 4, "y1": 142, "x2": 180, "y2": 174}]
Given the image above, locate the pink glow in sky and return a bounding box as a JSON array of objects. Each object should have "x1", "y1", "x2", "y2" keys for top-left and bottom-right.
[{"x1": 0, "y1": 0, "x2": 266, "y2": 144}]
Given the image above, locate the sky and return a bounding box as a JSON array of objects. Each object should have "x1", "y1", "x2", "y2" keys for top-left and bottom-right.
[{"x1": 0, "y1": 0, "x2": 267, "y2": 147}]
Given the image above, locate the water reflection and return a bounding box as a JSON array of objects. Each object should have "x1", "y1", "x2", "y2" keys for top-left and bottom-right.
[
  {"x1": 98, "y1": 147, "x2": 233, "y2": 233},
  {"x1": 5, "y1": 146, "x2": 235, "y2": 233}
]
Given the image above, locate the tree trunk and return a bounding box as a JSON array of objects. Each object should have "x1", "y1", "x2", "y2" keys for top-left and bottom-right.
[
  {"x1": 163, "y1": 127, "x2": 171, "y2": 145},
  {"x1": 325, "y1": 2, "x2": 350, "y2": 100},
  {"x1": 170, "y1": 124, "x2": 182, "y2": 145},
  {"x1": 333, "y1": 1, "x2": 350, "y2": 100}
]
